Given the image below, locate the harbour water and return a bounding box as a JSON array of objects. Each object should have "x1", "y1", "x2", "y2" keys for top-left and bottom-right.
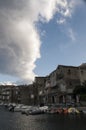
[{"x1": 0, "y1": 106, "x2": 86, "y2": 130}]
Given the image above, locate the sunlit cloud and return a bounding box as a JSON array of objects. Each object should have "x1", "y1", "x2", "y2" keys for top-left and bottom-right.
[
  {"x1": 57, "y1": 18, "x2": 66, "y2": 24},
  {"x1": 0, "y1": 0, "x2": 80, "y2": 84}
]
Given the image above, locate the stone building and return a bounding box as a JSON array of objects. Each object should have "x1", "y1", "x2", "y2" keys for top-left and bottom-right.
[
  {"x1": 0, "y1": 63, "x2": 86, "y2": 106},
  {"x1": 44, "y1": 70, "x2": 59, "y2": 105},
  {"x1": 79, "y1": 63, "x2": 86, "y2": 84},
  {"x1": 18, "y1": 84, "x2": 38, "y2": 105},
  {"x1": 0, "y1": 85, "x2": 6, "y2": 103},
  {"x1": 44, "y1": 64, "x2": 86, "y2": 105},
  {"x1": 0, "y1": 84, "x2": 37, "y2": 105},
  {"x1": 34, "y1": 77, "x2": 47, "y2": 106},
  {"x1": 56, "y1": 65, "x2": 81, "y2": 103},
  {"x1": 0, "y1": 85, "x2": 19, "y2": 104}
]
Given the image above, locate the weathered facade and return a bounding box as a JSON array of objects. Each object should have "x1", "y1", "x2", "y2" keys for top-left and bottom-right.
[
  {"x1": 18, "y1": 84, "x2": 37, "y2": 105},
  {"x1": 34, "y1": 77, "x2": 47, "y2": 106},
  {"x1": 79, "y1": 63, "x2": 86, "y2": 84},
  {"x1": 43, "y1": 64, "x2": 86, "y2": 105},
  {"x1": 56, "y1": 65, "x2": 81, "y2": 103},
  {"x1": 44, "y1": 71, "x2": 59, "y2": 105},
  {"x1": 0, "y1": 85, "x2": 19, "y2": 104},
  {"x1": 0, "y1": 84, "x2": 37, "y2": 105},
  {"x1": 0, "y1": 63, "x2": 86, "y2": 105}
]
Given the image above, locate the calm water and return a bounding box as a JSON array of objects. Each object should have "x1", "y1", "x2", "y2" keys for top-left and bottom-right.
[{"x1": 0, "y1": 106, "x2": 86, "y2": 130}]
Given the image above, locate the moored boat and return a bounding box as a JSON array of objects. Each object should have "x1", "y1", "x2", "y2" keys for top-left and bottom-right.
[
  {"x1": 82, "y1": 110, "x2": 86, "y2": 114},
  {"x1": 68, "y1": 107, "x2": 80, "y2": 114}
]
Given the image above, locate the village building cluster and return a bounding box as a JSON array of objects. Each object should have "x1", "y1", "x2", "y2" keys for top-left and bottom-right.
[{"x1": 0, "y1": 63, "x2": 86, "y2": 106}]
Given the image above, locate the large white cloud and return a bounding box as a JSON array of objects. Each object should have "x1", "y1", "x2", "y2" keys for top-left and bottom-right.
[{"x1": 0, "y1": 0, "x2": 79, "y2": 83}]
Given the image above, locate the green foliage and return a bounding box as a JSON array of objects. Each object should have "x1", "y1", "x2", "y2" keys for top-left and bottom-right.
[
  {"x1": 73, "y1": 83, "x2": 86, "y2": 95},
  {"x1": 73, "y1": 82, "x2": 86, "y2": 101},
  {"x1": 82, "y1": 80, "x2": 86, "y2": 87},
  {"x1": 80, "y1": 94, "x2": 86, "y2": 101}
]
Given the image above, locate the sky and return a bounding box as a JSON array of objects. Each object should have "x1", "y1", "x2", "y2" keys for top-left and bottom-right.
[{"x1": 0, "y1": 0, "x2": 86, "y2": 85}]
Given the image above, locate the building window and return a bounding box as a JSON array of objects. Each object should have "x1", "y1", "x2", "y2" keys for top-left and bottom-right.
[
  {"x1": 52, "y1": 96, "x2": 55, "y2": 103},
  {"x1": 7, "y1": 96, "x2": 9, "y2": 100},
  {"x1": 69, "y1": 82, "x2": 72, "y2": 86},
  {"x1": 16, "y1": 91, "x2": 18, "y2": 95},
  {"x1": 67, "y1": 69, "x2": 71, "y2": 74},
  {"x1": 81, "y1": 70, "x2": 83, "y2": 74},
  {"x1": 7, "y1": 91, "x2": 10, "y2": 95},
  {"x1": 3, "y1": 96, "x2": 5, "y2": 100}
]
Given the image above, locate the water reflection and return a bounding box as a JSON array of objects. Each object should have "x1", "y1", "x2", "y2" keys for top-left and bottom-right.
[{"x1": 0, "y1": 107, "x2": 86, "y2": 130}]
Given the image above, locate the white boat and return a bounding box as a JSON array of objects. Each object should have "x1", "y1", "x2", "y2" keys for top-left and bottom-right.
[
  {"x1": 29, "y1": 108, "x2": 44, "y2": 115},
  {"x1": 14, "y1": 104, "x2": 24, "y2": 112},
  {"x1": 82, "y1": 110, "x2": 86, "y2": 114},
  {"x1": 26, "y1": 106, "x2": 45, "y2": 115},
  {"x1": 21, "y1": 106, "x2": 32, "y2": 114},
  {"x1": 39, "y1": 106, "x2": 48, "y2": 112}
]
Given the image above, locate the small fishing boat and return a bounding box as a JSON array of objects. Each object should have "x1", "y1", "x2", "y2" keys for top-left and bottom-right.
[
  {"x1": 68, "y1": 107, "x2": 80, "y2": 114},
  {"x1": 63, "y1": 108, "x2": 68, "y2": 114},
  {"x1": 29, "y1": 109, "x2": 44, "y2": 115},
  {"x1": 82, "y1": 110, "x2": 86, "y2": 114}
]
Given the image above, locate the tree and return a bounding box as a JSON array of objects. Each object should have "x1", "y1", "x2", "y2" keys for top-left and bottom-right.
[
  {"x1": 73, "y1": 84, "x2": 86, "y2": 94},
  {"x1": 73, "y1": 83, "x2": 86, "y2": 101}
]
